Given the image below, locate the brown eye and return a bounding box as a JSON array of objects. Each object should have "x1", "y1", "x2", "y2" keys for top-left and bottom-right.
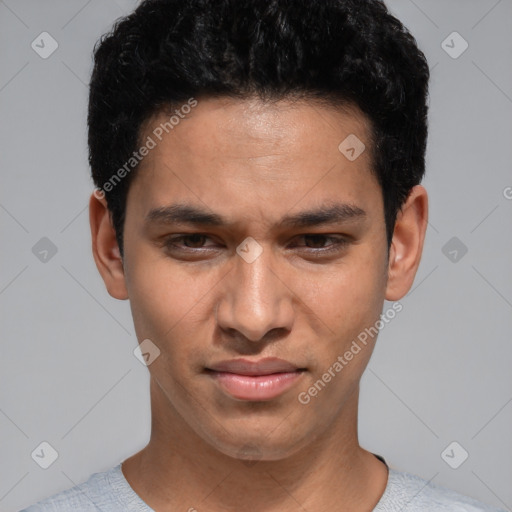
[
  {"x1": 294, "y1": 234, "x2": 349, "y2": 253},
  {"x1": 163, "y1": 234, "x2": 217, "y2": 251},
  {"x1": 303, "y1": 234, "x2": 331, "y2": 248},
  {"x1": 179, "y1": 234, "x2": 208, "y2": 248}
]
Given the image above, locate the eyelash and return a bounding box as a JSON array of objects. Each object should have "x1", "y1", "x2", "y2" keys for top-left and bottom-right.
[{"x1": 162, "y1": 233, "x2": 349, "y2": 256}]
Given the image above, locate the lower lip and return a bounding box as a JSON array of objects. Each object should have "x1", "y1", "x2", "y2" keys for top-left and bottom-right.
[{"x1": 208, "y1": 370, "x2": 304, "y2": 401}]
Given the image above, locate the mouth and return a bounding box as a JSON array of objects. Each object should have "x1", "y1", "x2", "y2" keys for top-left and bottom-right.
[{"x1": 205, "y1": 358, "x2": 307, "y2": 401}]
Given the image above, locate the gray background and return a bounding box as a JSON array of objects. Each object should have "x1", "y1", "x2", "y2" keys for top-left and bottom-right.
[{"x1": 1, "y1": 1, "x2": 511, "y2": 510}]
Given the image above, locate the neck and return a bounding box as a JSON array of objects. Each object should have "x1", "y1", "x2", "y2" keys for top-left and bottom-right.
[{"x1": 122, "y1": 377, "x2": 388, "y2": 512}]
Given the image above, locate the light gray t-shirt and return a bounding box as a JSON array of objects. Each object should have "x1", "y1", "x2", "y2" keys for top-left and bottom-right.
[{"x1": 20, "y1": 459, "x2": 506, "y2": 512}]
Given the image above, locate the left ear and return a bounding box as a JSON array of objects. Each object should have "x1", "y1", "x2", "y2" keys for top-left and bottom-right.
[{"x1": 385, "y1": 185, "x2": 428, "y2": 301}]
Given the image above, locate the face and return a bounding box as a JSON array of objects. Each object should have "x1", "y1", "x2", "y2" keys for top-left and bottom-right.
[{"x1": 91, "y1": 96, "x2": 427, "y2": 462}]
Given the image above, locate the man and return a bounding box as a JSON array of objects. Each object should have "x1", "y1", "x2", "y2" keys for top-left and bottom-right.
[{"x1": 22, "y1": 0, "x2": 505, "y2": 510}]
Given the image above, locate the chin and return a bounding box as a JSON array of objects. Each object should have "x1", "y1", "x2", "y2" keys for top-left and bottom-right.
[{"x1": 202, "y1": 424, "x2": 312, "y2": 464}]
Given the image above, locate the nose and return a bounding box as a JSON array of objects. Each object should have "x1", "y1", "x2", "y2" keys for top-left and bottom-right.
[{"x1": 215, "y1": 244, "x2": 295, "y2": 343}]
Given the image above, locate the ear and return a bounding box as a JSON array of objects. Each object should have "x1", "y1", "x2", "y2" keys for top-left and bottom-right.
[
  {"x1": 89, "y1": 192, "x2": 129, "y2": 300},
  {"x1": 385, "y1": 185, "x2": 428, "y2": 301}
]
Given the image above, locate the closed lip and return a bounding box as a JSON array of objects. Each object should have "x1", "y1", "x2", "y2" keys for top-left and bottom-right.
[{"x1": 206, "y1": 357, "x2": 306, "y2": 376}]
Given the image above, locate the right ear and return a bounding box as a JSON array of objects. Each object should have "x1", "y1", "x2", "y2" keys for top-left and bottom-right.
[{"x1": 89, "y1": 191, "x2": 129, "y2": 300}]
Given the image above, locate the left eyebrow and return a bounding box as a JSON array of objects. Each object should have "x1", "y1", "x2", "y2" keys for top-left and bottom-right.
[
  {"x1": 280, "y1": 203, "x2": 367, "y2": 228},
  {"x1": 144, "y1": 202, "x2": 367, "y2": 229}
]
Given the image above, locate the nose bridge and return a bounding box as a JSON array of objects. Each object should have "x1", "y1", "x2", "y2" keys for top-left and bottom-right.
[{"x1": 217, "y1": 242, "x2": 292, "y2": 342}]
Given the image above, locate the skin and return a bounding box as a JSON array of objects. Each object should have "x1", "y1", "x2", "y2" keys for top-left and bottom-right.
[{"x1": 90, "y1": 96, "x2": 428, "y2": 512}]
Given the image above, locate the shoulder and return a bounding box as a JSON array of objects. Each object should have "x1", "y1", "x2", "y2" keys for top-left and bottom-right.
[
  {"x1": 19, "y1": 464, "x2": 129, "y2": 511},
  {"x1": 374, "y1": 467, "x2": 507, "y2": 512}
]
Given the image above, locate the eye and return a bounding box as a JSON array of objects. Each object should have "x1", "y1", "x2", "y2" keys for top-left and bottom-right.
[
  {"x1": 163, "y1": 234, "x2": 218, "y2": 251},
  {"x1": 292, "y1": 234, "x2": 349, "y2": 254}
]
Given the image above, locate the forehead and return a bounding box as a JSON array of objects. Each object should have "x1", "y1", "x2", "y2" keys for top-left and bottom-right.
[
  {"x1": 141, "y1": 95, "x2": 372, "y2": 164},
  {"x1": 128, "y1": 96, "x2": 381, "y2": 227}
]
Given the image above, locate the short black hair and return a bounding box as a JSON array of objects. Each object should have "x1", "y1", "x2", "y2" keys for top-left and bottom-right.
[{"x1": 88, "y1": 0, "x2": 430, "y2": 257}]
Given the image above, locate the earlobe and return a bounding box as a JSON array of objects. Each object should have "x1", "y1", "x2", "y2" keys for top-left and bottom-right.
[
  {"x1": 89, "y1": 192, "x2": 129, "y2": 300},
  {"x1": 385, "y1": 185, "x2": 428, "y2": 301}
]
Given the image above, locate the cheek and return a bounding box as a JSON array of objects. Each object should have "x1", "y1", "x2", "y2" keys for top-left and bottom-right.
[
  {"x1": 335, "y1": 272, "x2": 384, "y2": 331},
  {"x1": 124, "y1": 249, "x2": 222, "y2": 365},
  {"x1": 300, "y1": 249, "x2": 388, "y2": 376},
  {"x1": 295, "y1": 267, "x2": 386, "y2": 410},
  {"x1": 304, "y1": 253, "x2": 386, "y2": 330}
]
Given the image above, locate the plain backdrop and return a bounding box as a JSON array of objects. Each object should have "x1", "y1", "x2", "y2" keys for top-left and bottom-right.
[{"x1": 1, "y1": 1, "x2": 511, "y2": 511}]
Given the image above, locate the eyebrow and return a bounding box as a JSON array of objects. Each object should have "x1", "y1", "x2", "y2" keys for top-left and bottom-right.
[{"x1": 145, "y1": 202, "x2": 366, "y2": 229}]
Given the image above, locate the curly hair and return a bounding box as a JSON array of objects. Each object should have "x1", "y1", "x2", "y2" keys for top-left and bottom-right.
[{"x1": 88, "y1": 0, "x2": 430, "y2": 256}]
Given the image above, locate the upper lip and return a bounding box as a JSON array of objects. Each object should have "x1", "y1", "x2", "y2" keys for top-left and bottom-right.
[{"x1": 206, "y1": 357, "x2": 304, "y2": 376}]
